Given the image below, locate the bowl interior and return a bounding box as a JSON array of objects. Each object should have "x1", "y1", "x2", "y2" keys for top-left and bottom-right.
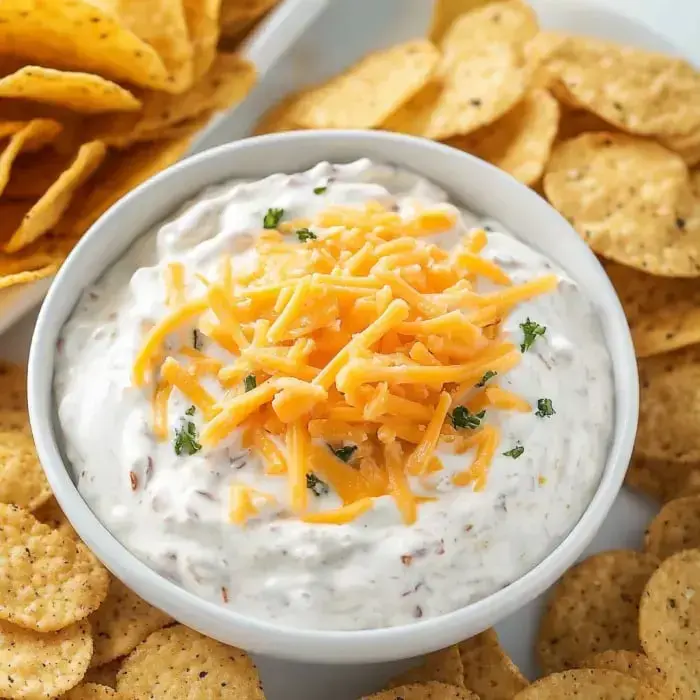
[{"x1": 28, "y1": 131, "x2": 638, "y2": 663}]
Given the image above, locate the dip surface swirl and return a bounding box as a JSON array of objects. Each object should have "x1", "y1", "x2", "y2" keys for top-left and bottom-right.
[{"x1": 54, "y1": 160, "x2": 613, "y2": 630}]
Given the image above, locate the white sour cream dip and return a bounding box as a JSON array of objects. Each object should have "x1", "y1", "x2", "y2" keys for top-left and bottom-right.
[{"x1": 54, "y1": 160, "x2": 614, "y2": 630}]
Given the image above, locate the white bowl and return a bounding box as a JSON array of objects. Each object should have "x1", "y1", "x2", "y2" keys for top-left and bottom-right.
[{"x1": 28, "y1": 131, "x2": 638, "y2": 664}]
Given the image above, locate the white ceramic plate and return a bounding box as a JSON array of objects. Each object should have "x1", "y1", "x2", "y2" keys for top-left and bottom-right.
[{"x1": 0, "y1": 0, "x2": 690, "y2": 696}]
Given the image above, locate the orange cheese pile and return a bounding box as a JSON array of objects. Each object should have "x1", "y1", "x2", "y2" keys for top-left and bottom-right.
[{"x1": 132, "y1": 201, "x2": 557, "y2": 525}]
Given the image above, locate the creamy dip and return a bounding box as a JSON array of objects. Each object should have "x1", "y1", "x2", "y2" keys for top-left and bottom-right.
[{"x1": 55, "y1": 160, "x2": 613, "y2": 630}]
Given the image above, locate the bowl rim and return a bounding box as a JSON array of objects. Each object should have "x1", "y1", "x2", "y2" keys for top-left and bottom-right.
[{"x1": 28, "y1": 130, "x2": 639, "y2": 663}]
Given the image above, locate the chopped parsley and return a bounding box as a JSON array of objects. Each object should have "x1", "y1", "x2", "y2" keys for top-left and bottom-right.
[
  {"x1": 332, "y1": 445, "x2": 357, "y2": 463},
  {"x1": 192, "y1": 328, "x2": 203, "y2": 351},
  {"x1": 313, "y1": 185, "x2": 327, "y2": 195},
  {"x1": 174, "y1": 418, "x2": 201, "y2": 456},
  {"x1": 503, "y1": 444, "x2": 524, "y2": 459},
  {"x1": 263, "y1": 207, "x2": 284, "y2": 229},
  {"x1": 243, "y1": 374, "x2": 257, "y2": 392},
  {"x1": 475, "y1": 370, "x2": 497, "y2": 388},
  {"x1": 450, "y1": 406, "x2": 485, "y2": 430},
  {"x1": 535, "y1": 398, "x2": 555, "y2": 418},
  {"x1": 185, "y1": 405, "x2": 196, "y2": 416},
  {"x1": 306, "y1": 472, "x2": 329, "y2": 497},
  {"x1": 295, "y1": 227, "x2": 317, "y2": 242},
  {"x1": 519, "y1": 318, "x2": 546, "y2": 353}
]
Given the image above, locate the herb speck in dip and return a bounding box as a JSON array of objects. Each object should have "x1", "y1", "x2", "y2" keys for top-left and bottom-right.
[{"x1": 54, "y1": 160, "x2": 613, "y2": 631}]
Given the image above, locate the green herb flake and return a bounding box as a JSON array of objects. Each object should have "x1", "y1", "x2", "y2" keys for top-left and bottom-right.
[
  {"x1": 503, "y1": 444, "x2": 524, "y2": 459},
  {"x1": 450, "y1": 406, "x2": 485, "y2": 430},
  {"x1": 296, "y1": 227, "x2": 317, "y2": 242},
  {"x1": 243, "y1": 374, "x2": 257, "y2": 392},
  {"x1": 519, "y1": 318, "x2": 546, "y2": 353},
  {"x1": 306, "y1": 472, "x2": 329, "y2": 497},
  {"x1": 475, "y1": 370, "x2": 497, "y2": 388},
  {"x1": 535, "y1": 398, "x2": 555, "y2": 418},
  {"x1": 313, "y1": 185, "x2": 327, "y2": 195},
  {"x1": 263, "y1": 207, "x2": 284, "y2": 229},
  {"x1": 174, "y1": 419, "x2": 201, "y2": 456},
  {"x1": 185, "y1": 405, "x2": 196, "y2": 416},
  {"x1": 332, "y1": 445, "x2": 357, "y2": 463}
]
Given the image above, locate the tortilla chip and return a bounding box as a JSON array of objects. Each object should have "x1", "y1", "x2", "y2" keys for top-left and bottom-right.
[
  {"x1": 661, "y1": 128, "x2": 700, "y2": 168},
  {"x1": 62, "y1": 683, "x2": 120, "y2": 699},
  {"x1": 291, "y1": 40, "x2": 440, "y2": 130},
  {"x1": 387, "y1": 646, "x2": 464, "y2": 689},
  {"x1": 556, "y1": 108, "x2": 615, "y2": 142},
  {"x1": 447, "y1": 89, "x2": 559, "y2": 185},
  {"x1": 0, "y1": 120, "x2": 28, "y2": 139},
  {"x1": 253, "y1": 92, "x2": 307, "y2": 135},
  {"x1": 220, "y1": 0, "x2": 279, "y2": 38},
  {"x1": 33, "y1": 496, "x2": 79, "y2": 539},
  {"x1": 423, "y1": 44, "x2": 529, "y2": 140},
  {"x1": 4, "y1": 140, "x2": 106, "y2": 253},
  {"x1": 0, "y1": 619, "x2": 93, "y2": 699},
  {"x1": 84, "y1": 659, "x2": 123, "y2": 689},
  {"x1": 459, "y1": 628, "x2": 529, "y2": 699},
  {"x1": 364, "y1": 683, "x2": 479, "y2": 700},
  {"x1": 0, "y1": 503, "x2": 109, "y2": 632},
  {"x1": 0, "y1": 66, "x2": 141, "y2": 114},
  {"x1": 116, "y1": 624, "x2": 264, "y2": 699},
  {"x1": 638, "y1": 346, "x2": 700, "y2": 463},
  {"x1": 0, "y1": 261, "x2": 59, "y2": 289},
  {"x1": 511, "y1": 669, "x2": 655, "y2": 699},
  {"x1": 604, "y1": 261, "x2": 700, "y2": 358},
  {"x1": 0, "y1": 119, "x2": 62, "y2": 197},
  {"x1": 89, "y1": 576, "x2": 172, "y2": 667},
  {"x1": 184, "y1": 0, "x2": 222, "y2": 80},
  {"x1": 544, "y1": 133, "x2": 700, "y2": 276},
  {"x1": 644, "y1": 495, "x2": 700, "y2": 561},
  {"x1": 542, "y1": 35, "x2": 700, "y2": 137},
  {"x1": 537, "y1": 550, "x2": 660, "y2": 673},
  {"x1": 57, "y1": 132, "x2": 201, "y2": 239},
  {"x1": 0, "y1": 360, "x2": 27, "y2": 411},
  {"x1": 429, "y1": 0, "x2": 494, "y2": 42},
  {"x1": 581, "y1": 650, "x2": 672, "y2": 696},
  {"x1": 640, "y1": 549, "x2": 700, "y2": 697},
  {"x1": 0, "y1": 2, "x2": 169, "y2": 90},
  {"x1": 440, "y1": 0, "x2": 538, "y2": 61},
  {"x1": 0, "y1": 429, "x2": 51, "y2": 511},
  {"x1": 626, "y1": 454, "x2": 700, "y2": 504},
  {"x1": 86, "y1": 53, "x2": 255, "y2": 148}
]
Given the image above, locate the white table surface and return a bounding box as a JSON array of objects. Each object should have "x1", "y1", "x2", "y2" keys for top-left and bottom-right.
[{"x1": 0, "y1": 1, "x2": 693, "y2": 697}]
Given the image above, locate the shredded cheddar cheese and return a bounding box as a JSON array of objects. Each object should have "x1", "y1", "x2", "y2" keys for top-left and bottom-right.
[{"x1": 132, "y1": 202, "x2": 556, "y2": 525}]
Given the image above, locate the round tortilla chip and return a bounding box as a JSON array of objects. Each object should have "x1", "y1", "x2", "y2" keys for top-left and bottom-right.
[
  {"x1": 425, "y1": 44, "x2": 529, "y2": 140},
  {"x1": 459, "y1": 628, "x2": 529, "y2": 699},
  {"x1": 638, "y1": 346, "x2": 700, "y2": 463},
  {"x1": 0, "y1": 67, "x2": 140, "y2": 114},
  {"x1": 0, "y1": 360, "x2": 26, "y2": 410},
  {"x1": 364, "y1": 682, "x2": 479, "y2": 700},
  {"x1": 429, "y1": 0, "x2": 493, "y2": 42},
  {"x1": 544, "y1": 133, "x2": 700, "y2": 277},
  {"x1": 62, "y1": 683, "x2": 120, "y2": 699},
  {"x1": 625, "y1": 454, "x2": 700, "y2": 504},
  {"x1": 0, "y1": 504, "x2": 109, "y2": 632},
  {"x1": 581, "y1": 650, "x2": 672, "y2": 695},
  {"x1": 447, "y1": 89, "x2": 559, "y2": 186},
  {"x1": 291, "y1": 40, "x2": 440, "y2": 130},
  {"x1": 604, "y1": 261, "x2": 700, "y2": 358},
  {"x1": 32, "y1": 496, "x2": 78, "y2": 539},
  {"x1": 640, "y1": 549, "x2": 700, "y2": 697},
  {"x1": 661, "y1": 128, "x2": 700, "y2": 168},
  {"x1": 387, "y1": 646, "x2": 464, "y2": 689},
  {"x1": 83, "y1": 659, "x2": 123, "y2": 689},
  {"x1": 253, "y1": 92, "x2": 306, "y2": 135},
  {"x1": 644, "y1": 495, "x2": 700, "y2": 561},
  {"x1": 440, "y1": 0, "x2": 539, "y2": 61},
  {"x1": 543, "y1": 35, "x2": 700, "y2": 137},
  {"x1": 512, "y1": 668, "x2": 657, "y2": 699},
  {"x1": 116, "y1": 624, "x2": 264, "y2": 699},
  {"x1": 0, "y1": 430, "x2": 51, "y2": 511},
  {"x1": 0, "y1": 619, "x2": 93, "y2": 700},
  {"x1": 537, "y1": 550, "x2": 660, "y2": 673},
  {"x1": 89, "y1": 576, "x2": 172, "y2": 667},
  {"x1": 0, "y1": 409, "x2": 31, "y2": 434}
]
